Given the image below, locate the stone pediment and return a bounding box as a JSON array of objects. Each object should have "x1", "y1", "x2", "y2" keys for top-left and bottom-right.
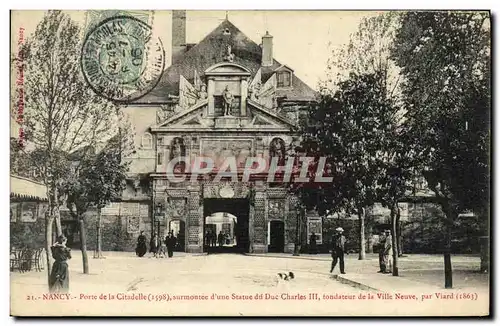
[
  {"x1": 205, "y1": 63, "x2": 252, "y2": 76},
  {"x1": 150, "y1": 99, "x2": 295, "y2": 133}
]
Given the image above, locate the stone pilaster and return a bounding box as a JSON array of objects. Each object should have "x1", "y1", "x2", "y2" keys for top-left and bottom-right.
[
  {"x1": 208, "y1": 78, "x2": 215, "y2": 116},
  {"x1": 186, "y1": 184, "x2": 202, "y2": 253},
  {"x1": 240, "y1": 78, "x2": 248, "y2": 116}
]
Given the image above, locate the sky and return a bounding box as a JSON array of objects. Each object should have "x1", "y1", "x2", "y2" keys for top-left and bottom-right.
[{"x1": 10, "y1": 10, "x2": 378, "y2": 89}]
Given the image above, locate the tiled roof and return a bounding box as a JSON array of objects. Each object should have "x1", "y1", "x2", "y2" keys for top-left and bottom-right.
[{"x1": 132, "y1": 19, "x2": 317, "y2": 104}]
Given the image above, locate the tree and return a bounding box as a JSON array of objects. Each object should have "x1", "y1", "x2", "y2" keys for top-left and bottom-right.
[
  {"x1": 391, "y1": 12, "x2": 491, "y2": 285},
  {"x1": 299, "y1": 72, "x2": 394, "y2": 260},
  {"x1": 19, "y1": 11, "x2": 116, "y2": 283},
  {"x1": 305, "y1": 12, "x2": 404, "y2": 260},
  {"x1": 87, "y1": 111, "x2": 133, "y2": 259},
  {"x1": 63, "y1": 126, "x2": 131, "y2": 272},
  {"x1": 324, "y1": 12, "x2": 402, "y2": 99}
]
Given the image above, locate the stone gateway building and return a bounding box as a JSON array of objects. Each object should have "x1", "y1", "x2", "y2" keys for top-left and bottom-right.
[{"x1": 102, "y1": 11, "x2": 317, "y2": 253}]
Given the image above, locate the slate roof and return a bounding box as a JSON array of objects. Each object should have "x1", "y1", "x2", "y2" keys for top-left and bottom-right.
[{"x1": 132, "y1": 19, "x2": 317, "y2": 104}]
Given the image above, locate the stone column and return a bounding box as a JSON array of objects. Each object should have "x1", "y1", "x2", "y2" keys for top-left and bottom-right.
[
  {"x1": 252, "y1": 181, "x2": 267, "y2": 253},
  {"x1": 208, "y1": 78, "x2": 215, "y2": 116},
  {"x1": 186, "y1": 184, "x2": 202, "y2": 253},
  {"x1": 240, "y1": 78, "x2": 248, "y2": 116}
]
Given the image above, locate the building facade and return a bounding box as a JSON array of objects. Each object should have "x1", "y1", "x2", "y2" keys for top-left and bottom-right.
[{"x1": 116, "y1": 12, "x2": 316, "y2": 253}]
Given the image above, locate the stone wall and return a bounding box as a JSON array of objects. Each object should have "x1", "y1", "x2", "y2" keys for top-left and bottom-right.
[{"x1": 84, "y1": 206, "x2": 153, "y2": 252}]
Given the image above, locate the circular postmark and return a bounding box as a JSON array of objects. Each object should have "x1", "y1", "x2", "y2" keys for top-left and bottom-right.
[{"x1": 81, "y1": 16, "x2": 165, "y2": 102}]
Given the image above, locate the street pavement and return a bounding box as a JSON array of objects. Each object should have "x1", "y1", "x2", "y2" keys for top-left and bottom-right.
[
  {"x1": 247, "y1": 252, "x2": 490, "y2": 291},
  {"x1": 10, "y1": 251, "x2": 490, "y2": 316}
]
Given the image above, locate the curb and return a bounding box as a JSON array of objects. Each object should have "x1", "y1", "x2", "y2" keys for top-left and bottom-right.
[
  {"x1": 243, "y1": 253, "x2": 331, "y2": 262},
  {"x1": 331, "y1": 274, "x2": 380, "y2": 292}
]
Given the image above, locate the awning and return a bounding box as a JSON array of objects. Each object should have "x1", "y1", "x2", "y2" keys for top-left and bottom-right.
[{"x1": 10, "y1": 175, "x2": 48, "y2": 201}]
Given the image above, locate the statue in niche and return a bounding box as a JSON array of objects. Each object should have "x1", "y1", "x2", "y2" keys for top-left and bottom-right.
[
  {"x1": 270, "y1": 138, "x2": 286, "y2": 164},
  {"x1": 222, "y1": 85, "x2": 234, "y2": 116},
  {"x1": 223, "y1": 44, "x2": 235, "y2": 62},
  {"x1": 170, "y1": 138, "x2": 185, "y2": 159},
  {"x1": 170, "y1": 138, "x2": 186, "y2": 173}
]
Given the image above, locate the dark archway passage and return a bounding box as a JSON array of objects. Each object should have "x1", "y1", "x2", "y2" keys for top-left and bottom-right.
[
  {"x1": 169, "y1": 220, "x2": 186, "y2": 252},
  {"x1": 203, "y1": 198, "x2": 250, "y2": 253},
  {"x1": 269, "y1": 220, "x2": 285, "y2": 253}
]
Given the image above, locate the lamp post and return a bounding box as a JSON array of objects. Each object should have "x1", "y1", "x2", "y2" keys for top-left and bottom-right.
[
  {"x1": 293, "y1": 203, "x2": 304, "y2": 256},
  {"x1": 155, "y1": 203, "x2": 164, "y2": 236}
]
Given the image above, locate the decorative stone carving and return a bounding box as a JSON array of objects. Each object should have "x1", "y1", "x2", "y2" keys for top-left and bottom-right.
[
  {"x1": 219, "y1": 185, "x2": 235, "y2": 198},
  {"x1": 269, "y1": 138, "x2": 286, "y2": 162},
  {"x1": 198, "y1": 84, "x2": 208, "y2": 101},
  {"x1": 254, "y1": 227, "x2": 266, "y2": 244},
  {"x1": 156, "y1": 105, "x2": 175, "y2": 123},
  {"x1": 268, "y1": 199, "x2": 285, "y2": 220},
  {"x1": 167, "y1": 198, "x2": 186, "y2": 219},
  {"x1": 179, "y1": 75, "x2": 199, "y2": 109},
  {"x1": 201, "y1": 139, "x2": 253, "y2": 169},
  {"x1": 223, "y1": 44, "x2": 235, "y2": 62}
]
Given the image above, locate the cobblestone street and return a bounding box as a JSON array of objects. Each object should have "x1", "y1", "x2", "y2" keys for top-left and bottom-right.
[{"x1": 10, "y1": 252, "x2": 489, "y2": 316}]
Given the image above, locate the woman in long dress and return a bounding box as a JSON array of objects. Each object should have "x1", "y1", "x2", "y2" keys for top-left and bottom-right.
[
  {"x1": 49, "y1": 235, "x2": 72, "y2": 293},
  {"x1": 136, "y1": 231, "x2": 147, "y2": 257},
  {"x1": 150, "y1": 234, "x2": 159, "y2": 258}
]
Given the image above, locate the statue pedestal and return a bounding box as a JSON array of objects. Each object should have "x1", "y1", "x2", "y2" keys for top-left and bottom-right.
[{"x1": 215, "y1": 115, "x2": 240, "y2": 128}]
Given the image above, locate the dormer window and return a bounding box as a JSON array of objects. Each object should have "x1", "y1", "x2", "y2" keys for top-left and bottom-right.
[{"x1": 277, "y1": 71, "x2": 291, "y2": 88}]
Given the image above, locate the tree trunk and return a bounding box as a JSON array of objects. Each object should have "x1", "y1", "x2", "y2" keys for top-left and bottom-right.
[
  {"x1": 53, "y1": 187, "x2": 63, "y2": 236},
  {"x1": 95, "y1": 207, "x2": 103, "y2": 258},
  {"x1": 78, "y1": 217, "x2": 89, "y2": 274},
  {"x1": 391, "y1": 203, "x2": 399, "y2": 276},
  {"x1": 45, "y1": 215, "x2": 54, "y2": 288},
  {"x1": 396, "y1": 205, "x2": 403, "y2": 257},
  {"x1": 444, "y1": 223, "x2": 453, "y2": 289},
  {"x1": 479, "y1": 211, "x2": 489, "y2": 272},
  {"x1": 358, "y1": 208, "x2": 366, "y2": 260},
  {"x1": 443, "y1": 205, "x2": 456, "y2": 289}
]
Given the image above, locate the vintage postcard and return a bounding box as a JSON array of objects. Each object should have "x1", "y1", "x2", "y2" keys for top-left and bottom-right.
[{"x1": 10, "y1": 10, "x2": 491, "y2": 316}]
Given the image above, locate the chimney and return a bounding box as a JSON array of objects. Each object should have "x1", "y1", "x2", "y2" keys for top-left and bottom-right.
[
  {"x1": 171, "y1": 10, "x2": 187, "y2": 65},
  {"x1": 261, "y1": 31, "x2": 273, "y2": 67}
]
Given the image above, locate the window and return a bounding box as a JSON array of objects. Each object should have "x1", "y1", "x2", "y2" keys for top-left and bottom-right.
[
  {"x1": 142, "y1": 133, "x2": 152, "y2": 149},
  {"x1": 157, "y1": 136, "x2": 164, "y2": 147},
  {"x1": 277, "y1": 71, "x2": 291, "y2": 88},
  {"x1": 157, "y1": 153, "x2": 164, "y2": 165}
]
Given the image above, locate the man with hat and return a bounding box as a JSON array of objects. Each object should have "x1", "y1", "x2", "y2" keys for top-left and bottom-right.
[
  {"x1": 330, "y1": 227, "x2": 347, "y2": 274},
  {"x1": 382, "y1": 229, "x2": 393, "y2": 274},
  {"x1": 165, "y1": 230, "x2": 177, "y2": 258}
]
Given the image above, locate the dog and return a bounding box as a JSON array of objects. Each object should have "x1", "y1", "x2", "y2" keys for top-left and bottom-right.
[
  {"x1": 275, "y1": 272, "x2": 295, "y2": 290},
  {"x1": 277, "y1": 272, "x2": 295, "y2": 281}
]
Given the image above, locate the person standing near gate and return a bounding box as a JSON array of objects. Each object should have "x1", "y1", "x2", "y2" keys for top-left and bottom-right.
[
  {"x1": 309, "y1": 232, "x2": 318, "y2": 254},
  {"x1": 217, "y1": 231, "x2": 225, "y2": 247},
  {"x1": 377, "y1": 230, "x2": 387, "y2": 273},
  {"x1": 136, "y1": 231, "x2": 147, "y2": 257},
  {"x1": 165, "y1": 231, "x2": 177, "y2": 258},
  {"x1": 150, "y1": 234, "x2": 159, "y2": 258},
  {"x1": 49, "y1": 235, "x2": 72, "y2": 293},
  {"x1": 330, "y1": 227, "x2": 346, "y2": 274}
]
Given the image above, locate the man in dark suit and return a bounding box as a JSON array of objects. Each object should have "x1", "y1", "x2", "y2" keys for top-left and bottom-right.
[
  {"x1": 165, "y1": 231, "x2": 177, "y2": 258},
  {"x1": 330, "y1": 227, "x2": 346, "y2": 274}
]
